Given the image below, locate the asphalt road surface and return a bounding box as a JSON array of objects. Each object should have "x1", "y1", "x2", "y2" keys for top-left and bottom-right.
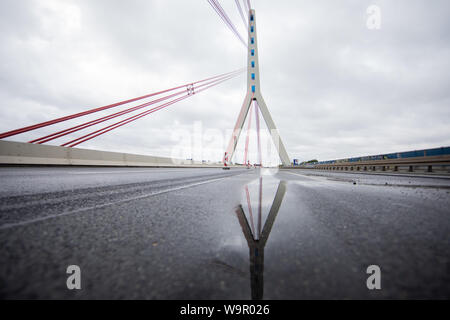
[{"x1": 0, "y1": 166, "x2": 449, "y2": 299}]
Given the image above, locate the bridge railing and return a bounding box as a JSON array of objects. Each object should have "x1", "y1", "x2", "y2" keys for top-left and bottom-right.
[{"x1": 302, "y1": 155, "x2": 450, "y2": 174}]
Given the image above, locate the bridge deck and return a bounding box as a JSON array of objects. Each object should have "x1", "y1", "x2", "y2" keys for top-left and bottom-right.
[{"x1": 0, "y1": 167, "x2": 449, "y2": 299}]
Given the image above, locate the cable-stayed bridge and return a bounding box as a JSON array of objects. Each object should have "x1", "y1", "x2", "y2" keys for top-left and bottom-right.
[{"x1": 0, "y1": 1, "x2": 449, "y2": 300}]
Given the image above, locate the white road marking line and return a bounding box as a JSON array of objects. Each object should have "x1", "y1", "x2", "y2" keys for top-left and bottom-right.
[
  {"x1": 282, "y1": 171, "x2": 325, "y2": 182},
  {"x1": 67, "y1": 169, "x2": 202, "y2": 175},
  {"x1": 0, "y1": 175, "x2": 237, "y2": 230}
]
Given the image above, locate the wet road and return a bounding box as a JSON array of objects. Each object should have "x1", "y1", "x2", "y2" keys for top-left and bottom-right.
[{"x1": 0, "y1": 167, "x2": 449, "y2": 299}]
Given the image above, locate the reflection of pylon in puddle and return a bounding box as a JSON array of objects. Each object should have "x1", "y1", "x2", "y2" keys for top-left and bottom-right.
[
  {"x1": 244, "y1": 176, "x2": 263, "y2": 240},
  {"x1": 235, "y1": 179, "x2": 287, "y2": 300}
]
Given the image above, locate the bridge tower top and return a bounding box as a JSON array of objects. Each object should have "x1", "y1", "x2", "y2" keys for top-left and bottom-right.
[{"x1": 247, "y1": 9, "x2": 261, "y2": 94}]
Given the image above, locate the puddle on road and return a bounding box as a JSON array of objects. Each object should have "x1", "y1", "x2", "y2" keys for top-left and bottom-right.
[{"x1": 234, "y1": 172, "x2": 287, "y2": 300}]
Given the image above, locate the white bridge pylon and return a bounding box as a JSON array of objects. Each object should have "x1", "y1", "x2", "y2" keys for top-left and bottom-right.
[{"x1": 224, "y1": 9, "x2": 290, "y2": 167}]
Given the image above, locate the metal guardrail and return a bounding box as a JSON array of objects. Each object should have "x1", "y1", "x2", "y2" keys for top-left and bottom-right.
[{"x1": 302, "y1": 155, "x2": 450, "y2": 174}]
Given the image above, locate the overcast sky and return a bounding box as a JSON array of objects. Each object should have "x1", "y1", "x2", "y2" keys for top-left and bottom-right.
[{"x1": 0, "y1": 0, "x2": 449, "y2": 164}]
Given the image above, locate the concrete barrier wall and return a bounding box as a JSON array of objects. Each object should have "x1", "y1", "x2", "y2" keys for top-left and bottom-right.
[{"x1": 0, "y1": 140, "x2": 220, "y2": 167}]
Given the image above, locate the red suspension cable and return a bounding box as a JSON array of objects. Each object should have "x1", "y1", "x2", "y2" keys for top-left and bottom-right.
[
  {"x1": 243, "y1": 0, "x2": 249, "y2": 14},
  {"x1": 257, "y1": 176, "x2": 262, "y2": 238},
  {"x1": 214, "y1": 0, "x2": 246, "y2": 45},
  {"x1": 0, "y1": 69, "x2": 243, "y2": 140},
  {"x1": 207, "y1": 0, "x2": 247, "y2": 47},
  {"x1": 245, "y1": 185, "x2": 256, "y2": 237},
  {"x1": 30, "y1": 70, "x2": 244, "y2": 144},
  {"x1": 255, "y1": 100, "x2": 262, "y2": 165},
  {"x1": 63, "y1": 71, "x2": 243, "y2": 148},
  {"x1": 31, "y1": 90, "x2": 185, "y2": 144},
  {"x1": 243, "y1": 103, "x2": 253, "y2": 166},
  {"x1": 235, "y1": 0, "x2": 248, "y2": 31}
]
